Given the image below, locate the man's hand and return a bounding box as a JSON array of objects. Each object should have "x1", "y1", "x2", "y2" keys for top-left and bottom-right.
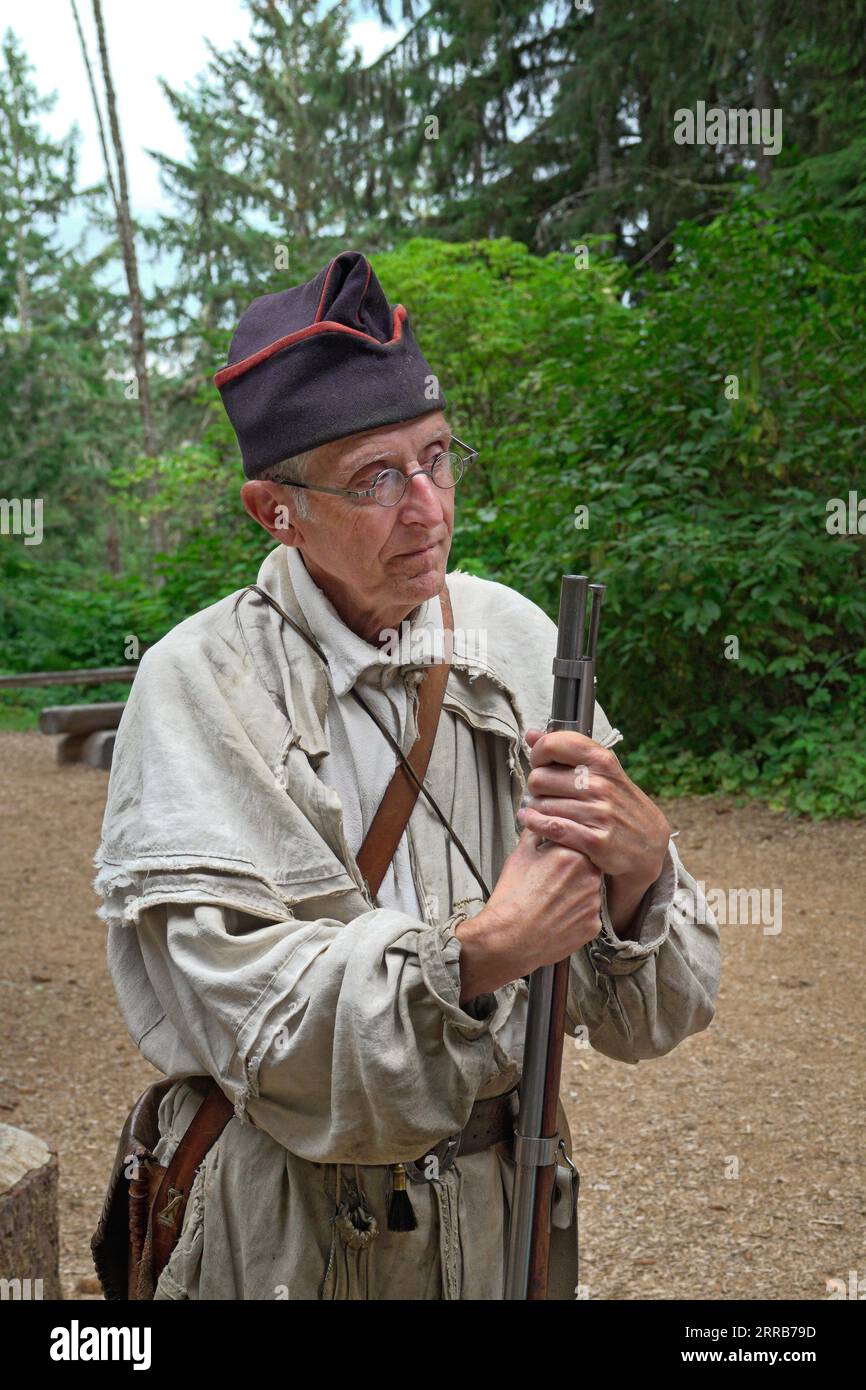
[
  {"x1": 454, "y1": 827, "x2": 603, "y2": 1002},
  {"x1": 517, "y1": 729, "x2": 670, "y2": 885},
  {"x1": 454, "y1": 729, "x2": 672, "y2": 1002}
]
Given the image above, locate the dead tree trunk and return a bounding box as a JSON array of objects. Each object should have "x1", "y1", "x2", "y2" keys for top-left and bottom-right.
[{"x1": 80, "y1": 0, "x2": 167, "y2": 568}]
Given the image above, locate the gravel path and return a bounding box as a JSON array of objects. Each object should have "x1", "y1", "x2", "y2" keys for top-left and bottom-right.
[{"x1": 1, "y1": 730, "x2": 863, "y2": 1300}]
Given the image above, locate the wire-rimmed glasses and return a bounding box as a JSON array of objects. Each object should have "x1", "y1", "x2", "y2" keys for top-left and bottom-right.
[{"x1": 272, "y1": 436, "x2": 477, "y2": 507}]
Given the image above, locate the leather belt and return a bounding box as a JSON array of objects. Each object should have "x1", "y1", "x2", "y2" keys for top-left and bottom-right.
[{"x1": 404, "y1": 1086, "x2": 519, "y2": 1182}]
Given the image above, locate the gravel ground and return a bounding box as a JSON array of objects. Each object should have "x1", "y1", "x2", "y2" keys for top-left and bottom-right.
[{"x1": 1, "y1": 730, "x2": 863, "y2": 1301}]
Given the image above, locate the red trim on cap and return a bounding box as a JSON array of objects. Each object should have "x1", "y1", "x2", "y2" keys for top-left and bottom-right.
[
  {"x1": 213, "y1": 303, "x2": 407, "y2": 388},
  {"x1": 313, "y1": 257, "x2": 338, "y2": 323}
]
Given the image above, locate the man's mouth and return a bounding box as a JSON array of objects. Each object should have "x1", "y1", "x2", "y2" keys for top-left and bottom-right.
[{"x1": 398, "y1": 539, "x2": 439, "y2": 558}]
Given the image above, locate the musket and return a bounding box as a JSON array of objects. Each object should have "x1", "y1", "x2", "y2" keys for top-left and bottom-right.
[{"x1": 504, "y1": 574, "x2": 605, "y2": 1300}]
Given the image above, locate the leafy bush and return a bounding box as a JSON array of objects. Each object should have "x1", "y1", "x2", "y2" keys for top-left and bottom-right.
[
  {"x1": 3, "y1": 213, "x2": 864, "y2": 817},
  {"x1": 378, "y1": 215, "x2": 866, "y2": 819}
]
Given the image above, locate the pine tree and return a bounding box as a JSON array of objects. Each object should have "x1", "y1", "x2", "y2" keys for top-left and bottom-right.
[
  {"x1": 349, "y1": 0, "x2": 866, "y2": 263},
  {"x1": 144, "y1": 0, "x2": 364, "y2": 384},
  {"x1": 0, "y1": 29, "x2": 135, "y2": 570}
]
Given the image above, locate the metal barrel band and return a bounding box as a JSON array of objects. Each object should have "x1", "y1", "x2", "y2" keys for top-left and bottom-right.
[
  {"x1": 551, "y1": 656, "x2": 585, "y2": 679},
  {"x1": 512, "y1": 1132, "x2": 561, "y2": 1168}
]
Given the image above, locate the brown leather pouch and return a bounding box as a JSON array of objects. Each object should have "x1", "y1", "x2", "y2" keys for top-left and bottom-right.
[
  {"x1": 92, "y1": 1076, "x2": 232, "y2": 1301},
  {"x1": 91, "y1": 1078, "x2": 172, "y2": 1301}
]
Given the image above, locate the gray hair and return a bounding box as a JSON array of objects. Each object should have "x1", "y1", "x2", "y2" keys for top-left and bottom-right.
[{"x1": 257, "y1": 448, "x2": 317, "y2": 520}]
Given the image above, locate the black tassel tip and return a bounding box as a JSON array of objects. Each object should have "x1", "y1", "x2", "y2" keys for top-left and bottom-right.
[{"x1": 387, "y1": 1164, "x2": 418, "y2": 1231}]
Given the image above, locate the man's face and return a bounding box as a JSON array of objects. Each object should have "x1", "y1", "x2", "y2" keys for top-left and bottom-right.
[{"x1": 241, "y1": 410, "x2": 455, "y2": 641}]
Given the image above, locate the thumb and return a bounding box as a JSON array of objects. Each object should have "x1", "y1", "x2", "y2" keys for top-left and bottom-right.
[{"x1": 515, "y1": 823, "x2": 545, "y2": 855}]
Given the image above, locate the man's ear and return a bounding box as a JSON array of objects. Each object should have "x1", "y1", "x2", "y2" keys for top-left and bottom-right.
[{"x1": 240, "y1": 481, "x2": 304, "y2": 546}]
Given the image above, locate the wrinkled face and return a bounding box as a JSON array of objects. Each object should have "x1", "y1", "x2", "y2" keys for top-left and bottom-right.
[{"x1": 241, "y1": 410, "x2": 455, "y2": 641}]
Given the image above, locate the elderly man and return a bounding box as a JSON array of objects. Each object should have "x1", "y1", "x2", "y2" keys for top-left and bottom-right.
[{"x1": 93, "y1": 250, "x2": 720, "y2": 1301}]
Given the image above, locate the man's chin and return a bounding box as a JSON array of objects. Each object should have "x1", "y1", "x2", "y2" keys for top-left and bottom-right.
[{"x1": 403, "y1": 552, "x2": 447, "y2": 594}]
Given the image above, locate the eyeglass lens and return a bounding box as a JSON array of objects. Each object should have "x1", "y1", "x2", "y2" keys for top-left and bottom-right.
[{"x1": 372, "y1": 452, "x2": 464, "y2": 506}]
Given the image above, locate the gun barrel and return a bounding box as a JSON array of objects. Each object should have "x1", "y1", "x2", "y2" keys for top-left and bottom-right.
[
  {"x1": 549, "y1": 575, "x2": 587, "y2": 727},
  {"x1": 503, "y1": 574, "x2": 604, "y2": 1300}
]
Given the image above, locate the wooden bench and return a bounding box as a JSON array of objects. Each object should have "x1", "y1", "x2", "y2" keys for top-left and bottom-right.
[
  {"x1": 39, "y1": 703, "x2": 127, "y2": 769},
  {"x1": 0, "y1": 666, "x2": 137, "y2": 771}
]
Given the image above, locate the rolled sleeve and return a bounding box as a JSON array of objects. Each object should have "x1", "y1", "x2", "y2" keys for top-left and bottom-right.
[
  {"x1": 566, "y1": 837, "x2": 720, "y2": 1063},
  {"x1": 134, "y1": 898, "x2": 504, "y2": 1166},
  {"x1": 417, "y1": 913, "x2": 499, "y2": 1035},
  {"x1": 587, "y1": 841, "x2": 679, "y2": 976}
]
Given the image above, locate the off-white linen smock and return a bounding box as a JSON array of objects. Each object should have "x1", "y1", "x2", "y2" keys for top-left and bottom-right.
[{"x1": 94, "y1": 542, "x2": 720, "y2": 1300}]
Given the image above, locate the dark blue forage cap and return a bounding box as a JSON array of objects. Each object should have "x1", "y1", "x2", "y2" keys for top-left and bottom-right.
[{"x1": 214, "y1": 250, "x2": 447, "y2": 478}]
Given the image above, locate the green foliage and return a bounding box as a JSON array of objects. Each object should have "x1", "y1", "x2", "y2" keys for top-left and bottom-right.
[
  {"x1": 370, "y1": 216, "x2": 866, "y2": 819},
  {"x1": 0, "y1": 30, "x2": 155, "y2": 578},
  {"x1": 624, "y1": 688, "x2": 866, "y2": 821},
  {"x1": 0, "y1": 545, "x2": 164, "y2": 669},
  {"x1": 4, "y1": 7, "x2": 866, "y2": 823},
  {"x1": 5, "y1": 210, "x2": 864, "y2": 818},
  {"x1": 357, "y1": 0, "x2": 866, "y2": 260},
  {"x1": 0, "y1": 542, "x2": 163, "y2": 725}
]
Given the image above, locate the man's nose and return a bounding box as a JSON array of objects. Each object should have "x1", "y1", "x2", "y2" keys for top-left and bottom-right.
[{"x1": 396, "y1": 468, "x2": 446, "y2": 520}]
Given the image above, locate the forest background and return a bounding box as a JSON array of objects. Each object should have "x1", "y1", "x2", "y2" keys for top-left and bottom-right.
[{"x1": 1, "y1": 0, "x2": 864, "y2": 819}]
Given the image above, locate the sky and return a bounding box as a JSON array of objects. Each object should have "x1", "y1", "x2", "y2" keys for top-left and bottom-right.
[{"x1": 3, "y1": 0, "x2": 402, "y2": 222}]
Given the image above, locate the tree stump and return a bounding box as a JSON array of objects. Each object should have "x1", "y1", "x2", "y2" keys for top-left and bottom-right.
[{"x1": 0, "y1": 1125, "x2": 61, "y2": 1300}]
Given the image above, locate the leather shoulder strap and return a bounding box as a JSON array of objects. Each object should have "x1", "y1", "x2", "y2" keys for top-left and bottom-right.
[
  {"x1": 247, "y1": 579, "x2": 460, "y2": 905},
  {"x1": 149, "y1": 1082, "x2": 233, "y2": 1285},
  {"x1": 355, "y1": 585, "x2": 453, "y2": 901}
]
